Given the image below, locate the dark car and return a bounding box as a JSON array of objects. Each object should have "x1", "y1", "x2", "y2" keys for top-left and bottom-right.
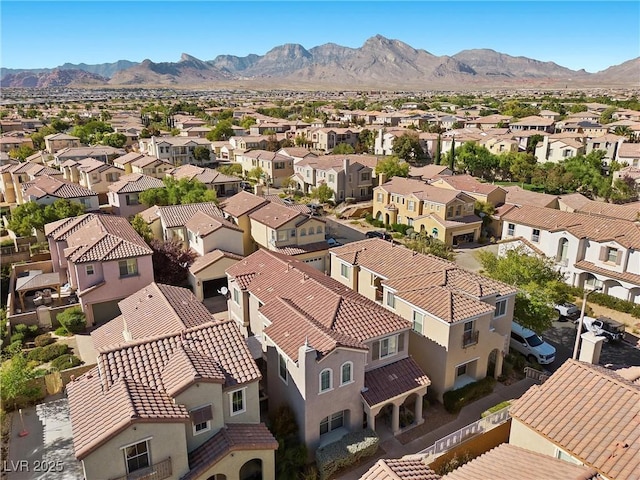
[
  {"x1": 240, "y1": 181, "x2": 253, "y2": 192},
  {"x1": 366, "y1": 230, "x2": 392, "y2": 241}
]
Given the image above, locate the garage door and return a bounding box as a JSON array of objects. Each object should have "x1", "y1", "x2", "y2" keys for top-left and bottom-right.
[
  {"x1": 302, "y1": 256, "x2": 325, "y2": 271},
  {"x1": 91, "y1": 299, "x2": 122, "y2": 325},
  {"x1": 202, "y1": 277, "x2": 228, "y2": 299}
]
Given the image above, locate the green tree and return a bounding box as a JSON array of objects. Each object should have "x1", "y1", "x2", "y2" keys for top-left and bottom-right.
[
  {"x1": 265, "y1": 134, "x2": 280, "y2": 152},
  {"x1": 434, "y1": 134, "x2": 442, "y2": 165},
  {"x1": 139, "y1": 177, "x2": 217, "y2": 207},
  {"x1": 49, "y1": 117, "x2": 70, "y2": 133},
  {"x1": 311, "y1": 183, "x2": 334, "y2": 203},
  {"x1": 474, "y1": 200, "x2": 495, "y2": 233},
  {"x1": 70, "y1": 120, "x2": 113, "y2": 144},
  {"x1": 7, "y1": 199, "x2": 85, "y2": 237},
  {"x1": 599, "y1": 106, "x2": 617, "y2": 124},
  {"x1": 508, "y1": 152, "x2": 537, "y2": 184},
  {"x1": 280, "y1": 176, "x2": 296, "y2": 193},
  {"x1": 206, "y1": 120, "x2": 234, "y2": 141},
  {"x1": 569, "y1": 103, "x2": 588, "y2": 113},
  {"x1": 8, "y1": 145, "x2": 35, "y2": 161},
  {"x1": 478, "y1": 247, "x2": 570, "y2": 333},
  {"x1": 332, "y1": 143, "x2": 355, "y2": 154},
  {"x1": 356, "y1": 128, "x2": 375, "y2": 154},
  {"x1": 217, "y1": 164, "x2": 243, "y2": 177},
  {"x1": 448, "y1": 138, "x2": 456, "y2": 172},
  {"x1": 130, "y1": 214, "x2": 153, "y2": 243},
  {"x1": 405, "y1": 233, "x2": 455, "y2": 261},
  {"x1": 375, "y1": 156, "x2": 410, "y2": 179},
  {"x1": 101, "y1": 132, "x2": 127, "y2": 148},
  {"x1": 0, "y1": 352, "x2": 40, "y2": 410},
  {"x1": 526, "y1": 134, "x2": 544, "y2": 154},
  {"x1": 192, "y1": 146, "x2": 211, "y2": 163},
  {"x1": 392, "y1": 132, "x2": 424, "y2": 164},
  {"x1": 455, "y1": 142, "x2": 498, "y2": 180},
  {"x1": 247, "y1": 166, "x2": 264, "y2": 182},
  {"x1": 240, "y1": 117, "x2": 256, "y2": 130}
]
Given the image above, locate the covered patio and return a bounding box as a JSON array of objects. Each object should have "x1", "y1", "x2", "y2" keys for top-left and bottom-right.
[{"x1": 15, "y1": 270, "x2": 64, "y2": 312}]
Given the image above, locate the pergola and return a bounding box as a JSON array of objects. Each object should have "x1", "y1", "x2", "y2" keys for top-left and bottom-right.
[{"x1": 15, "y1": 271, "x2": 63, "y2": 312}]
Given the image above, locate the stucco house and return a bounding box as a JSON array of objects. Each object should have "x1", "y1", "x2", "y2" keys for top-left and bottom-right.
[
  {"x1": 60, "y1": 157, "x2": 124, "y2": 203},
  {"x1": 374, "y1": 177, "x2": 482, "y2": 246},
  {"x1": 220, "y1": 191, "x2": 270, "y2": 256},
  {"x1": 1, "y1": 161, "x2": 63, "y2": 204},
  {"x1": 166, "y1": 164, "x2": 242, "y2": 197},
  {"x1": 67, "y1": 283, "x2": 277, "y2": 480},
  {"x1": 226, "y1": 249, "x2": 430, "y2": 457},
  {"x1": 107, "y1": 173, "x2": 165, "y2": 218},
  {"x1": 44, "y1": 214, "x2": 154, "y2": 325},
  {"x1": 21, "y1": 175, "x2": 99, "y2": 210},
  {"x1": 330, "y1": 239, "x2": 516, "y2": 401},
  {"x1": 500, "y1": 205, "x2": 640, "y2": 303},
  {"x1": 429, "y1": 174, "x2": 507, "y2": 206},
  {"x1": 236, "y1": 150, "x2": 293, "y2": 188},
  {"x1": 139, "y1": 136, "x2": 215, "y2": 167},
  {"x1": 44, "y1": 133, "x2": 80, "y2": 153}
]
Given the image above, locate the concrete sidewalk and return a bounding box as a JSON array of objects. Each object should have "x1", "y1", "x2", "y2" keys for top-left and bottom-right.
[{"x1": 335, "y1": 377, "x2": 537, "y2": 480}]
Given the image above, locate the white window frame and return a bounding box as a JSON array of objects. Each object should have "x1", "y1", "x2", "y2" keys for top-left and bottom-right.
[
  {"x1": 319, "y1": 368, "x2": 333, "y2": 393},
  {"x1": 340, "y1": 362, "x2": 353, "y2": 386},
  {"x1": 229, "y1": 388, "x2": 246, "y2": 416},
  {"x1": 494, "y1": 299, "x2": 507, "y2": 318},
  {"x1": 278, "y1": 353, "x2": 288, "y2": 384},
  {"x1": 118, "y1": 258, "x2": 138, "y2": 278},
  {"x1": 412, "y1": 310, "x2": 424, "y2": 334},
  {"x1": 233, "y1": 288, "x2": 240, "y2": 305},
  {"x1": 277, "y1": 230, "x2": 288, "y2": 242},
  {"x1": 340, "y1": 263, "x2": 349, "y2": 279},
  {"x1": 386, "y1": 291, "x2": 396, "y2": 309},
  {"x1": 507, "y1": 223, "x2": 515, "y2": 236},
  {"x1": 380, "y1": 335, "x2": 398, "y2": 359},
  {"x1": 190, "y1": 404, "x2": 212, "y2": 436},
  {"x1": 85, "y1": 264, "x2": 95, "y2": 275},
  {"x1": 606, "y1": 247, "x2": 618, "y2": 263},
  {"x1": 531, "y1": 229, "x2": 540, "y2": 243},
  {"x1": 121, "y1": 438, "x2": 151, "y2": 474}
]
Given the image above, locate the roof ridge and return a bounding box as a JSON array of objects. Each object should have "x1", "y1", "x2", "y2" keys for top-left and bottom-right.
[{"x1": 119, "y1": 377, "x2": 139, "y2": 419}]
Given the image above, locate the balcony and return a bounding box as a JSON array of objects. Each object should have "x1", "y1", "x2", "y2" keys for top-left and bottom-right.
[
  {"x1": 110, "y1": 457, "x2": 172, "y2": 480},
  {"x1": 462, "y1": 330, "x2": 479, "y2": 348}
]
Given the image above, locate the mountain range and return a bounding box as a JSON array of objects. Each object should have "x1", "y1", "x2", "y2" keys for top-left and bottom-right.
[{"x1": 2, "y1": 35, "x2": 638, "y2": 89}]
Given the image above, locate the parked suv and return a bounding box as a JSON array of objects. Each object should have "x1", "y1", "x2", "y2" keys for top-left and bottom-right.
[
  {"x1": 510, "y1": 321, "x2": 556, "y2": 365},
  {"x1": 582, "y1": 316, "x2": 626, "y2": 343},
  {"x1": 366, "y1": 230, "x2": 392, "y2": 241}
]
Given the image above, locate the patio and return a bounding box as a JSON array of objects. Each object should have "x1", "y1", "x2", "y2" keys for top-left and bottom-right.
[{"x1": 15, "y1": 270, "x2": 74, "y2": 313}]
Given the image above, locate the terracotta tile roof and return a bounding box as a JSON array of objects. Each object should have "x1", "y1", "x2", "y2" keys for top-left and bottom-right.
[
  {"x1": 158, "y1": 202, "x2": 225, "y2": 228},
  {"x1": 67, "y1": 367, "x2": 190, "y2": 460},
  {"x1": 220, "y1": 191, "x2": 269, "y2": 218},
  {"x1": 574, "y1": 260, "x2": 640, "y2": 286},
  {"x1": 510, "y1": 115, "x2": 555, "y2": 126},
  {"x1": 227, "y1": 249, "x2": 410, "y2": 344},
  {"x1": 23, "y1": 175, "x2": 97, "y2": 200},
  {"x1": 377, "y1": 177, "x2": 465, "y2": 205},
  {"x1": 249, "y1": 201, "x2": 305, "y2": 229},
  {"x1": 167, "y1": 164, "x2": 241, "y2": 186},
  {"x1": 44, "y1": 213, "x2": 97, "y2": 239},
  {"x1": 91, "y1": 282, "x2": 215, "y2": 350},
  {"x1": 131, "y1": 155, "x2": 171, "y2": 168},
  {"x1": 558, "y1": 192, "x2": 591, "y2": 210},
  {"x1": 113, "y1": 152, "x2": 145, "y2": 165},
  {"x1": 441, "y1": 443, "x2": 598, "y2": 480},
  {"x1": 55, "y1": 145, "x2": 125, "y2": 159},
  {"x1": 64, "y1": 215, "x2": 152, "y2": 263},
  {"x1": 409, "y1": 164, "x2": 451, "y2": 179},
  {"x1": 274, "y1": 241, "x2": 329, "y2": 256},
  {"x1": 502, "y1": 205, "x2": 640, "y2": 249},
  {"x1": 108, "y1": 173, "x2": 164, "y2": 193},
  {"x1": 360, "y1": 458, "x2": 441, "y2": 480},
  {"x1": 573, "y1": 199, "x2": 640, "y2": 223},
  {"x1": 98, "y1": 321, "x2": 261, "y2": 393},
  {"x1": 432, "y1": 174, "x2": 505, "y2": 196},
  {"x1": 362, "y1": 357, "x2": 431, "y2": 407},
  {"x1": 185, "y1": 210, "x2": 243, "y2": 236},
  {"x1": 504, "y1": 186, "x2": 559, "y2": 208},
  {"x1": 497, "y1": 236, "x2": 546, "y2": 256},
  {"x1": 262, "y1": 194, "x2": 314, "y2": 214},
  {"x1": 238, "y1": 149, "x2": 291, "y2": 162},
  {"x1": 509, "y1": 360, "x2": 640, "y2": 480},
  {"x1": 618, "y1": 142, "x2": 640, "y2": 158},
  {"x1": 76, "y1": 157, "x2": 118, "y2": 173},
  {"x1": 182, "y1": 424, "x2": 278, "y2": 480},
  {"x1": 190, "y1": 249, "x2": 243, "y2": 275}
]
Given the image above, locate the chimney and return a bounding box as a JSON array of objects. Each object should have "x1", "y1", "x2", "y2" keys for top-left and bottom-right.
[
  {"x1": 379, "y1": 172, "x2": 388, "y2": 185},
  {"x1": 578, "y1": 331, "x2": 605, "y2": 364}
]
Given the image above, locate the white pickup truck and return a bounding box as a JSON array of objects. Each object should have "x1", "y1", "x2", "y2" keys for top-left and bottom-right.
[
  {"x1": 581, "y1": 316, "x2": 626, "y2": 343},
  {"x1": 554, "y1": 302, "x2": 580, "y2": 322}
]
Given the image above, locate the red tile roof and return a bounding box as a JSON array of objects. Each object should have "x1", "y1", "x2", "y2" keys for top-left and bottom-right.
[
  {"x1": 504, "y1": 186, "x2": 559, "y2": 208},
  {"x1": 23, "y1": 175, "x2": 97, "y2": 200},
  {"x1": 575, "y1": 260, "x2": 640, "y2": 286},
  {"x1": 182, "y1": 424, "x2": 278, "y2": 480},
  {"x1": 362, "y1": 357, "x2": 431, "y2": 407},
  {"x1": 441, "y1": 443, "x2": 597, "y2": 480},
  {"x1": 510, "y1": 360, "x2": 640, "y2": 480},
  {"x1": 361, "y1": 458, "x2": 441, "y2": 480},
  {"x1": 185, "y1": 210, "x2": 243, "y2": 236},
  {"x1": 158, "y1": 202, "x2": 225, "y2": 228},
  {"x1": 248, "y1": 201, "x2": 305, "y2": 229},
  {"x1": 274, "y1": 240, "x2": 329, "y2": 256},
  {"x1": 220, "y1": 191, "x2": 269, "y2": 218},
  {"x1": 108, "y1": 173, "x2": 164, "y2": 193}
]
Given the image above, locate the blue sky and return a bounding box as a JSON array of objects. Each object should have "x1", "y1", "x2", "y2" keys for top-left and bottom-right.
[{"x1": 2, "y1": 1, "x2": 639, "y2": 72}]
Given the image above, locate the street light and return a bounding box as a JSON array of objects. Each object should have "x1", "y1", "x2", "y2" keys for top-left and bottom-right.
[{"x1": 572, "y1": 286, "x2": 602, "y2": 360}]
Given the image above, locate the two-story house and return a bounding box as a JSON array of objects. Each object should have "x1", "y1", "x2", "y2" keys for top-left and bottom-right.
[
  {"x1": 220, "y1": 191, "x2": 270, "y2": 256},
  {"x1": 0, "y1": 134, "x2": 34, "y2": 154},
  {"x1": 44, "y1": 133, "x2": 80, "y2": 153},
  {"x1": 107, "y1": 173, "x2": 165, "y2": 218},
  {"x1": 61, "y1": 157, "x2": 124, "y2": 204},
  {"x1": 302, "y1": 127, "x2": 360, "y2": 153},
  {"x1": 248, "y1": 201, "x2": 329, "y2": 270},
  {"x1": 374, "y1": 177, "x2": 482, "y2": 246},
  {"x1": 166, "y1": 164, "x2": 242, "y2": 197},
  {"x1": 139, "y1": 136, "x2": 215, "y2": 167},
  {"x1": 44, "y1": 214, "x2": 154, "y2": 325},
  {"x1": 236, "y1": 150, "x2": 293, "y2": 188},
  {"x1": 2, "y1": 161, "x2": 63, "y2": 204},
  {"x1": 534, "y1": 135, "x2": 586, "y2": 163},
  {"x1": 21, "y1": 175, "x2": 99, "y2": 210},
  {"x1": 131, "y1": 155, "x2": 174, "y2": 178},
  {"x1": 226, "y1": 249, "x2": 430, "y2": 457},
  {"x1": 500, "y1": 205, "x2": 640, "y2": 303},
  {"x1": 68, "y1": 283, "x2": 277, "y2": 480},
  {"x1": 509, "y1": 360, "x2": 639, "y2": 480},
  {"x1": 330, "y1": 239, "x2": 516, "y2": 401},
  {"x1": 509, "y1": 116, "x2": 555, "y2": 133},
  {"x1": 429, "y1": 174, "x2": 507, "y2": 206},
  {"x1": 53, "y1": 146, "x2": 125, "y2": 165}
]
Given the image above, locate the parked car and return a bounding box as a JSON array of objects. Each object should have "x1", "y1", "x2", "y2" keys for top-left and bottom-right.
[
  {"x1": 327, "y1": 237, "x2": 342, "y2": 247},
  {"x1": 582, "y1": 316, "x2": 626, "y2": 343},
  {"x1": 240, "y1": 181, "x2": 253, "y2": 192},
  {"x1": 282, "y1": 197, "x2": 295, "y2": 206},
  {"x1": 365, "y1": 230, "x2": 392, "y2": 241},
  {"x1": 510, "y1": 321, "x2": 556, "y2": 364},
  {"x1": 554, "y1": 302, "x2": 580, "y2": 322},
  {"x1": 306, "y1": 203, "x2": 323, "y2": 216}
]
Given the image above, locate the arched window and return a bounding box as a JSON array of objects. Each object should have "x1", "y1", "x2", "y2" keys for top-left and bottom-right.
[
  {"x1": 300, "y1": 228, "x2": 307, "y2": 236},
  {"x1": 432, "y1": 227, "x2": 439, "y2": 238},
  {"x1": 308, "y1": 226, "x2": 315, "y2": 235},
  {"x1": 319, "y1": 369, "x2": 332, "y2": 393},
  {"x1": 340, "y1": 362, "x2": 353, "y2": 385},
  {"x1": 557, "y1": 238, "x2": 569, "y2": 263},
  {"x1": 317, "y1": 225, "x2": 323, "y2": 233}
]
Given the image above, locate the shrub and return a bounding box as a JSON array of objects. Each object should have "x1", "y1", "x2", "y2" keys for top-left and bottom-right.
[
  {"x1": 27, "y1": 325, "x2": 39, "y2": 336},
  {"x1": 55, "y1": 326, "x2": 70, "y2": 337},
  {"x1": 482, "y1": 400, "x2": 511, "y2": 417},
  {"x1": 390, "y1": 223, "x2": 411, "y2": 235},
  {"x1": 34, "y1": 333, "x2": 54, "y2": 347},
  {"x1": 50, "y1": 354, "x2": 82, "y2": 371},
  {"x1": 56, "y1": 306, "x2": 86, "y2": 334},
  {"x1": 443, "y1": 377, "x2": 496, "y2": 414},
  {"x1": 316, "y1": 429, "x2": 379, "y2": 480},
  {"x1": 14, "y1": 324, "x2": 28, "y2": 334},
  {"x1": 10, "y1": 333, "x2": 25, "y2": 345},
  {"x1": 26, "y1": 343, "x2": 68, "y2": 363}
]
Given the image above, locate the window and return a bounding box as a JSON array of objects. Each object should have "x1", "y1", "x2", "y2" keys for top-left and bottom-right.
[
  {"x1": 319, "y1": 369, "x2": 332, "y2": 393},
  {"x1": 277, "y1": 230, "x2": 288, "y2": 241},
  {"x1": 85, "y1": 264, "x2": 95, "y2": 275},
  {"x1": 233, "y1": 288, "x2": 240, "y2": 305},
  {"x1": 557, "y1": 238, "x2": 569, "y2": 263},
  {"x1": 412, "y1": 311, "x2": 424, "y2": 334},
  {"x1": 531, "y1": 229, "x2": 540, "y2": 243},
  {"x1": 361, "y1": 172, "x2": 370, "y2": 181},
  {"x1": 308, "y1": 226, "x2": 315, "y2": 235},
  {"x1": 123, "y1": 440, "x2": 150, "y2": 474},
  {"x1": 119, "y1": 259, "x2": 138, "y2": 277},
  {"x1": 300, "y1": 228, "x2": 307, "y2": 237},
  {"x1": 432, "y1": 227, "x2": 439, "y2": 238},
  {"x1": 455, "y1": 206, "x2": 461, "y2": 216},
  {"x1": 320, "y1": 411, "x2": 344, "y2": 436},
  {"x1": 463, "y1": 321, "x2": 478, "y2": 347},
  {"x1": 507, "y1": 223, "x2": 515, "y2": 236},
  {"x1": 340, "y1": 362, "x2": 353, "y2": 385},
  {"x1": 380, "y1": 335, "x2": 398, "y2": 358},
  {"x1": 408, "y1": 200, "x2": 415, "y2": 211},
  {"x1": 494, "y1": 299, "x2": 507, "y2": 318},
  {"x1": 447, "y1": 206, "x2": 453, "y2": 217},
  {"x1": 456, "y1": 363, "x2": 467, "y2": 378},
  {"x1": 125, "y1": 194, "x2": 139, "y2": 206},
  {"x1": 190, "y1": 405, "x2": 212, "y2": 435},
  {"x1": 386, "y1": 291, "x2": 395, "y2": 309},
  {"x1": 606, "y1": 247, "x2": 618, "y2": 263},
  {"x1": 328, "y1": 174, "x2": 335, "y2": 183},
  {"x1": 340, "y1": 263, "x2": 349, "y2": 279},
  {"x1": 290, "y1": 229, "x2": 296, "y2": 237},
  {"x1": 316, "y1": 225, "x2": 323, "y2": 233},
  {"x1": 278, "y1": 353, "x2": 288, "y2": 383},
  {"x1": 230, "y1": 388, "x2": 245, "y2": 415},
  {"x1": 274, "y1": 162, "x2": 285, "y2": 169}
]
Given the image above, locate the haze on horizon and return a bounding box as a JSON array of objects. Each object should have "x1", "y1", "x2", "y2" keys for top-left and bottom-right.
[{"x1": 1, "y1": 1, "x2": 639, "y2": 73}]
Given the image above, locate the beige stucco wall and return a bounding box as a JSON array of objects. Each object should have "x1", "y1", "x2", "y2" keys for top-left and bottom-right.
[
  {"x1": 188, "y1": 227, "x2": 243, "y2": 257},
  {"x1": 190, "y1": 256, "x2": 241, "y2": 301},
  {"x1": 189, "y1": 448, "x2": 276, "y2": 480},
  {"x1": 222, "y1": 382, "x2": 261, "y2": 425},
  {"x1": 509, "y1": 418, "x2": 559, "y2": 457},
  {"x1": 174, "y1": 382, "x2": 225, "y2": 453},
  {"x1": 81, "y1": 422, "x2": 189, "y2": 480}
]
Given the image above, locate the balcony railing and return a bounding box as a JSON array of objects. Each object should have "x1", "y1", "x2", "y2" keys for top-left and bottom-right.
[
  {"x1": 110, "y1": 457, "x2": 172, "y2": 480},
  {"x1": 462, "y1": 330, "x2": 479, "y2": 348}
]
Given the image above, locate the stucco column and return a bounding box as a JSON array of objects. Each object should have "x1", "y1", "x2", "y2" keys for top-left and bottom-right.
[
  {"x1": 415, "y1": 394, "x2": 424, "y2": 426},
  {"x1": 493, "y1": 352, "x2": 504, "y2": 379},
  {"x1": 367, "y1": 409, "x2": 376, "y2": 431},
  {"x1": 391, "y1": 403, "x2": 400, "y2": 434}
]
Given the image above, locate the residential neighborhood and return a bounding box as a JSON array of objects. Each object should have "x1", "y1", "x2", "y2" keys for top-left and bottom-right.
[{"x1": 1, "y1": 44, "x2": 640, "y2": 480}]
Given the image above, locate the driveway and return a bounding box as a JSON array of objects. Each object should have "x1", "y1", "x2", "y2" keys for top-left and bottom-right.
[
  {"x1": 453, "y1": 243, "x2": 498, "y2": 272},
  {"x1": 7, "y1": 396, "x2": 83, "y2": 480}
]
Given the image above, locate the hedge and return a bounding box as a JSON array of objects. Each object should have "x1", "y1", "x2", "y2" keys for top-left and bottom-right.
[
  {"x1": 568, "y1": 287, "x2": 640, "y2": 319},
  {"x1": 56, "y1": 306, "x2": 87, "y2": 334},
  {"x1": 390, "y1": 223, "x2": 411, "y2": 236},
  {"x1": 443, "y1": 377, "x2": 496, "y2": 414},
  {"x1": 34, "y1": 333, "x2": 55, "y2": 347},
  {"x1": 316, "y1": 429, "x2": 379, "y2": 480},
  {"x1": 26, "y1": 343, "x2": 69, "y2": 363},
  {"x1": 50, "y1": 354, "x2": 82, "y2": 371}
]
